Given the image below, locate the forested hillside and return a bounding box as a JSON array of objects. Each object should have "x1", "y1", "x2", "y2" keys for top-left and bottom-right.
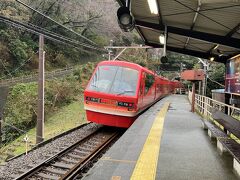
[{"x1": 0, "y1": 0, "x2": 140, "y2": 78}]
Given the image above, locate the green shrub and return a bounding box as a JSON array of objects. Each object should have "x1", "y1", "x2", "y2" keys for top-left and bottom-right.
[
  {"x1": 2, "y1": 62, "x2": 96, "y2": 143},
  {"x1": 9, "y1": 39, "x2": 29, "y2": 66},
  {"x1": 4, "y1": 83, "x2": 38, "y2": 141}
]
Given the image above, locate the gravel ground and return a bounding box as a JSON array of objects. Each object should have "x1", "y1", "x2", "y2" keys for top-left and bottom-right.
[{"x1": 0, "y1": 123, "x2": 102, "y2": 179}]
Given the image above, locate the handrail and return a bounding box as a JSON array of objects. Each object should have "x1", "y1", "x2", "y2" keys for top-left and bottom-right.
[{"x1": 189, "y1": 91, "x2": 240, "y2": 121}]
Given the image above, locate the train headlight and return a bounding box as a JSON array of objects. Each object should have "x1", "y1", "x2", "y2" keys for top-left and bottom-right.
[
  {"x1": 117, "y1": 101, "x2": 134, "y2": 108},
  {"x1": 85, "y1": 96, "x2": 99, "y2": 103}
]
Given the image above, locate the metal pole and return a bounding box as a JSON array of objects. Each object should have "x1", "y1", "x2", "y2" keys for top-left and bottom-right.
[
  {"x1": 163, "y1": 25, "x2": 167, "y2": 57},
  {"x1": 198, "y1": 81, "x2": 201, "y2": 95},
  {"x1": 191, "y1": 82, "x2": 196, "y2": 112},
  {"x1": 113, "y1": 48, "x2": 127, "y2": 61},
  {"x1": 108, "y1": 51, "x2": 111, "y2": 61},
  {"x1": 205, "y1": 75, "x2": 207, "y2": 96},
  {"x1": 0, "y1": 117, "x2": 2, "y2": 144},
  {"x1": 180, "y1": 63, "x2": 182, "y2": 94},
  {"x1": 36, "y1": 34, "x2": 45, "y2": 144},
  {"x1": 108, "y1": 40, "x2": 113, "y2": 61},
  {"x1": 202, "y1": 73, "x2": 206, "y2": 96}
]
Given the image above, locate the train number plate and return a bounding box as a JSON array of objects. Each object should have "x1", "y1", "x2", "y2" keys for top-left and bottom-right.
[{"x1": 100, "y1": 99, "x2": 116, "y2": 106}]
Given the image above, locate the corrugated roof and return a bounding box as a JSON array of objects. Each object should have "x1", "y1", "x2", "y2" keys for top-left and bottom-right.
[{"x1": 117, "y1": 0, "x2": 240, "y2": 63}]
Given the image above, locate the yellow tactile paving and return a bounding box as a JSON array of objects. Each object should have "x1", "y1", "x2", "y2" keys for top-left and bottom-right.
[{"x1": 131, "y1": 102, "x2": 170, "y2": 180}]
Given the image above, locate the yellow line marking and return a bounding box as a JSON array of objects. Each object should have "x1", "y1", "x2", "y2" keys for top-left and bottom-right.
[
  {"x1": 111, "y1": 176, "x2": 121, "y2": 180},
  {"x1": 101, "y1": 157, "x2": 136, "y2": 164},
  {"x1": 131, "y1": 102, "x2": 170, "y2": 180}
]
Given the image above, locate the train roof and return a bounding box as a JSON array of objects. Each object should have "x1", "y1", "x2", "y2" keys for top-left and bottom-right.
[
  {"x1": 98, "y1": 60, "x2": 144, "y2": 71},
  {"x1": 98, "y1": 60, "x2": 157, "y2": 74},
  {"x1": 97, "y1": 60, "x2": 176, "y2": 82}
]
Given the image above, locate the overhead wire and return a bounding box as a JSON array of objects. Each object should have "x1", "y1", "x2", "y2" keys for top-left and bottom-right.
[
  {"x1": 0, "y1": 15, "x2": 105, "y2": 52},
  {"x1": 0, "y1": 60, "x2": 14, "y2": 79},
  {"x1": 0, "y1": 18, "x2": 93, "y2": 53},
  {"x1": 207, "y1": 76, "x2": 225, "y2": 87},
  {"x1": 2, "y1": 120, "x2": 45, "y2": 142},
  {"x1": 0, "y1": 51, "x2": 38, "y2": 79},
  {"x1": 0, "y1": 15, "x2": 102, "y2": 51},
  {"x1": 15, "y1": 0, "x2": 98, "y2": 46},
  {"x1": 0, "y1": 16, "x2": 106, "y2": 80}
]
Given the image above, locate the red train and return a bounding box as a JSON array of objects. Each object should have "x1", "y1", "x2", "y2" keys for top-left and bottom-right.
[{"x1": 84, "y1": 60, "x2": 183, "y2": 128}]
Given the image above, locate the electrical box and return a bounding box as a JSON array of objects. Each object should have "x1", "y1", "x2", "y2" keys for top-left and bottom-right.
[{"x1": 181, "y1": 70, "x2": 204, "y2": 81}]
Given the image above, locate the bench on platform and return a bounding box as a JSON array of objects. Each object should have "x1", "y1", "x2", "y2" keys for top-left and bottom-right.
[{"x1": 201, "y1": 109, "x2": 240, "y2": 177}]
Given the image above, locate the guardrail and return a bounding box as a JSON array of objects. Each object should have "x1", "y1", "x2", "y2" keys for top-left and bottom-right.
[
  {"x1": 188, "y1": 91, "x2": 240, "y2": 120},
  {"x1": 0, "y1": 67, "x2": 76, "y2": 87}
]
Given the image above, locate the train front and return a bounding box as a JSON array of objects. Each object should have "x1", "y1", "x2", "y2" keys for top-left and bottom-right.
[{"x1": 84, "y1": 61, "x2": 140, "y2": 128}]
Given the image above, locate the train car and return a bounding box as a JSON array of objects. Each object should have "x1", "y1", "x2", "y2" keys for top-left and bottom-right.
[
  {"x1": 172, "y1": 80, "x2": 185, "y2": 94},
  {"x1": 84, "y1": 60, "x2": 182, "y2": 128}
]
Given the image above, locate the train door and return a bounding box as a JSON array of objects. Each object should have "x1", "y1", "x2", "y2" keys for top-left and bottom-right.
[
  {"x1": 143, "y1": 72, "x2": 155, "y2": 106},
  {"x1": 138, "y1": 72, "x2": 145, "y2": 109},
  {"x1": 154, "y1": 76, "x2": 157, "y2": 100}
]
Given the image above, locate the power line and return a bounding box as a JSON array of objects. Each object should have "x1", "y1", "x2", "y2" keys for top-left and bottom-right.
[
  {"x1": 0, "y1": 18, "x2": 91, "y2": 52},
  {"x1": 0, "y1": 60, "x2": 13, "y2": 79},
  {"x1": 3, "y1": 121, "x2": 44, "y2": 139},
  {"x1": 207, "y1": 76, "x2": 225, "y2": 87},
  {"x1": 0, "y1": 17, "x2": 93, "y2": 50},
  {"x1": 0, "y1": 52, "x2": 38, "y2": 80},
  {"x1": 16, "y1": 0, "x2": 98, "y2": 46},
  {"x1": 0, "y1": 16, "x2": 106, "y2": 53},
  {"x1": 26, "y1": 22, "x2": 104, "y2": 52}
]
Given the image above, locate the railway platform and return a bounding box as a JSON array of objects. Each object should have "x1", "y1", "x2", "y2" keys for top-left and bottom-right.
[{"x1": 83, "y1": 95, "x2": 239, "y2": 180}]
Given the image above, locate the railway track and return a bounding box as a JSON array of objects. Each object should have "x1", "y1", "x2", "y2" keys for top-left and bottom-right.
[{"x1": 15, "y1": 127, "x2": 121, "y2": 180}]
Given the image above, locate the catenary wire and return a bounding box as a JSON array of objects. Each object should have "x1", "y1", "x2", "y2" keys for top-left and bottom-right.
[{"x1": 16, "y1": 0, "x2": 98, "y2": 46}]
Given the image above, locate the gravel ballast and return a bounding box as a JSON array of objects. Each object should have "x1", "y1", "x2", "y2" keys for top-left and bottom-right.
[{"x1": 0, "y1": 123, "x2": 102, "y2": 179}]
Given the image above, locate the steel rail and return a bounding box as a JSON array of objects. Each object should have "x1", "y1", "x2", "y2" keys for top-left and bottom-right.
[
  {"x1": 7, "y1": 123, "x2": 90, "y2": 162},
  {"x1": 63, "y1": 132, "x2": 119, "y2": 179},
  {"x1": 15, "y1": 127, "x2": 120, "y2": 180}
]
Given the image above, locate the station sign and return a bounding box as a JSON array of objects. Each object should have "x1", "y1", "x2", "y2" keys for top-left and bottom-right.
[
  {"x1": 225, "y1": 56, "x2": 240, "y2": 94},
  {"x1": 180, "y1": 70, "x2": 204, "y2": 81}
]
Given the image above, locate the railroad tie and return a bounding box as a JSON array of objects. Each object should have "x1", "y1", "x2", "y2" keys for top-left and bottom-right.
[
  {"x1": 44, "y1": 167, "x2": 67, "y2": 175},
  {"x1": 52, "y1": 162, "x2": 75, "y2": 169}
]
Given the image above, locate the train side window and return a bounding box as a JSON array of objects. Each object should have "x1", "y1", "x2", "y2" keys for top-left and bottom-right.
[
  {"x1": 145, "y1": 73, "x2": 154, "y2": 94},
  {"x1": 139, "y1": 83, "x2": 143, "y2": 95}
]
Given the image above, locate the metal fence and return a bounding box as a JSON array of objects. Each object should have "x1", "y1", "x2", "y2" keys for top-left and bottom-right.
[
  {"x1": 188, "y1": 91, "x2": 240, "y2": 120},
  {"x1": 0, "y1": 67, "x2": 76, "y2": 87}
]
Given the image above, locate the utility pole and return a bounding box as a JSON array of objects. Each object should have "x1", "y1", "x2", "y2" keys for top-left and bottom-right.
[
  {"x1": 108, "y1": 40, "x2": 113, "y2": 61},
  {"x1": 198, "y1": 81, "x2": 201, "y2": 95},
  {"x1": 36, "y1": 34, "x2": 45, "y2": 144},
  {"x1": 202, "y1": 59, "x2": 208, "y2": 96},
  {"x1": 198, "y1": 58, "x2": 208, "y2": 96},
  {"x1": 0, "y1": 86, "x2": 9, "y2": 144},
  {"x1": 180, "y1": 63, "x2": 186, "y2": 94},
  {"x1": 0, "y1": 115, "x2": 2, "y2": 144},
  {"x1": 191, "y1": 82, "x2": 196, "y2": 112}
]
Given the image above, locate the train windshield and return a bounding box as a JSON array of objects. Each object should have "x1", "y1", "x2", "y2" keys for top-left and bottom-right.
[{"x1": 87, "y1": 65, "x2": 139, "y2": 96}]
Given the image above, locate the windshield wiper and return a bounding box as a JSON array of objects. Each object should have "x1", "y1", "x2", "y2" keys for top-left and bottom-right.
[
  {"x1": 91, "y1": 84, "x2": 98, "y2": 89},
  {"x1": 117, "y1": 90, "x2": 134, "y2": 95}
]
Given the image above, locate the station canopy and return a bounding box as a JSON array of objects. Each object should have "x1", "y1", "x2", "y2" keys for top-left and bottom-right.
[{"x1": 117, "y1": 0, "x2": 240, "y2": 63}]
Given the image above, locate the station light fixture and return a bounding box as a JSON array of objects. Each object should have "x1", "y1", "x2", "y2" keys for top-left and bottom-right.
[
  {"x1": 210, "y1": 57, "x2": 215, "y2": 61},
  {"x1": 160, "y1": 26, "x2": 167, "y2": 63},
  {"x1": 117, "y1": 6, "x2": 135, "y2": 32},
  {"x1": 213, "y1": 44, "x2": 219, "y2": 50},
  {"x1": 147, "y1": 0, "x2": 159, "y2": 14},
  {"x1": 159, "y1": 34, "x2": 165, "y2": 45}
]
